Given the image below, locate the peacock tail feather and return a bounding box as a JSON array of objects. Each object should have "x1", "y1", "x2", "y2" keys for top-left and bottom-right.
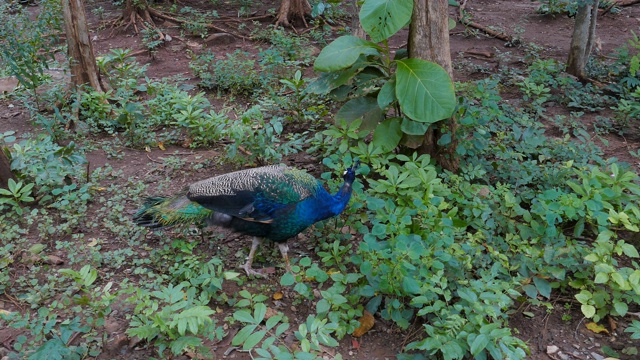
[{"x1": 133, "y1": 195, "x2": 212, "y2": 228}]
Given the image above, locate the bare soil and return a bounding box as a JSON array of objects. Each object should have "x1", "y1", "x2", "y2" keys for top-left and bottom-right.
[{"x1": 1, "y1": 0, "x2": 640, "y2": 359}]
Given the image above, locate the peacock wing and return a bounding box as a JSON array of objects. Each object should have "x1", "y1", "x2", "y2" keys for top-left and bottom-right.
[{"x1": 187, "y1": 165, "x2": 320, "y2": 222}]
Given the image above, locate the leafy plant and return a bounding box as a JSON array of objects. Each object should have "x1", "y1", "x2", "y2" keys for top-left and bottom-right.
[
  {"x1": 626, "y1": 320, "x2": 640, "y2": 340},
  {"x1": 126, "y1": 282, "x2": 223, "y2": 357},
  {"x1": 0, "y1": 0, "x2": 62, "y2": 109},
  {"x1": 190, "y1": 50, "x2": 262, "y2": 96},
  {"x1": 231, "y1": 303, "x2": 289, "y2": 351},
  {"x1": 141, "y1": 24, "x2": 164, "y2": 57},
  {"x1": 0, "y1": 178, "x2": 35, "y2": 215},
  {"x1": 308, "y1": 0, "x2": 456, "y2": 151},
  {"x1": 224, "y1": 106, "x2": 304, "y2": 165}
]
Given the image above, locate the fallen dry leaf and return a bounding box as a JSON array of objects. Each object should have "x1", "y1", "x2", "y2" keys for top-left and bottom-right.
[
  {"x1": 264, "y1": 306, "x2": 278, "y2": 320},
  {"x1": 586, "y1": 322, "x2": 609, "y2": 335},
  {"x1": 352, "y1": 311, "x2": 374, "y2": 337},
  {"x1": 352, "y1": 338, "x2": 360, "y2": 349},
  {"x1": 607, "y1": 315, "x2": 617, "y2": 333},
  {"x1": 158, "y1": 142, "x2": 166, "y2": 151},
  {"x1": 273, "y1": 291, "x2": 283, "y2": 300}
]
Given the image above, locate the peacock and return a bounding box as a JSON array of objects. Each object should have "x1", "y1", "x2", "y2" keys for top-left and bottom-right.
[{"x1": 133, "y1": 162, "x2": 359, "y2": 276}]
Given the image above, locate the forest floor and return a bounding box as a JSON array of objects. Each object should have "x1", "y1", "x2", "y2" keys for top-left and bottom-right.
[{"x1": 1, "y1": 0, "x2": 640, "y2": 359}]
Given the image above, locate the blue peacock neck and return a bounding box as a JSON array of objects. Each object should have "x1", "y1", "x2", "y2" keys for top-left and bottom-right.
[{"x1": 329, "y1": 181, "x2": 353, "y2": 217}]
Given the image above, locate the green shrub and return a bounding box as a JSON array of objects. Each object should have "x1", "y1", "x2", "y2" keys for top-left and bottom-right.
[{"x1": 190, "y1": 50, "x2": 262, "y2": 96}]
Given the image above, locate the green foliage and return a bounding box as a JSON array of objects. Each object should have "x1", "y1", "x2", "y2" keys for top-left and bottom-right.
[
  {"x1": 314, "y1": 73, "x2": 640, "y2": 359},
  {"x1": 3, "y1": 2, "x2": 640, "y2": 359},
  {"x1": 251, "y1": 25, "x2": 316, "y2": 64},
  {"x1": 4, "y1": 134, "x2": 87, "y2": 202},
  {"x1": 170, "y1": 92, "x2": 227, "y2": 148},
  {"x1": 140, "y1": 24, "x2": 164, "y2": 56},
  {"x1": 535, "y1": 0, "x2": 579, "y2": 16},
  {"x1": 178, "y1": 6, "x2": 218, "y2": 38},
  {"x1": 224, "y1": 106, "x2": 304, "y2": 165},
  {"x1": 190, "y1": 50, "x2": 262, "y2": 96},
  {"x1": 4, "y1": 309, "x2": 93, "y2": 360},
  {"x1": 125, "y1": 281, "x2": 222, "y2": 357},
  {"x1": 232, "y1": 303, "x2": 289, "y2": 351},
  {"x1": 626, "y1": 320, "x2": 640, "y2": 340},
  {"x1": 310, "y1": 0, "x2": 455, "y2": 151},
  {"x1": 0, "y1": 0, "x2": 62, "y2": 108},
  {"x1": 0, "y1": 178, "x2": 35, "y2": 215},
  {"x1": 96, "y1": 48, "x2": 149, "y2": 92}
]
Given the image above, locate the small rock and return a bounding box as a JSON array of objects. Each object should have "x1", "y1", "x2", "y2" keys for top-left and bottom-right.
[
  {"x1": 590, "y1": 352, "x2": 605, "y2": 360},
  {"x1": 44, "y1": 255, "x2": 64, "y2": 265},
  {"x1": 547, "y1": 345, "x2": 559, "y2": 354},
  {"x1": 205, "y1": 33, "x2": 236, "y2": 45},
  {"x1": 128, "y1": 335, "x2": 143, "y2": 349},
  {"x1": 104, "y1": 334, "x2": 128, "y2": 355},
  {"x1": 557, "y1": 351, "x2": 569, "y2": 360},
  {"x1": 164, "y1": 34, "x2": 172, "y2": 42}
]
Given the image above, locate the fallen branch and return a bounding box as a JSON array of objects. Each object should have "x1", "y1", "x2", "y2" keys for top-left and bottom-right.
[
  {"x1": 602, "y1": 0, "x2": 640, "y2": 15},
  {"x1": 617, "y1": 0, "x2": 640, "y2": 6},
  {"x1": 455, "y1": 0, "x2": 513, "y2": 43}
]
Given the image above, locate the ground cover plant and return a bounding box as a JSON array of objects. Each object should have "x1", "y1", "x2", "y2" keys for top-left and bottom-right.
[{"x1": 1, "y1": 0, "x2": 640, "y2": 359}]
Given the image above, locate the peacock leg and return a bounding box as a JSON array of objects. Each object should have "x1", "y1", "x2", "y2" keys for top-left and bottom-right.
[
  {"x1": 242, "y1": 237, "x2": 267, "y2": 278},
  {"x1": 277, "y1": 242, "x2": 292, "y2": 273}
]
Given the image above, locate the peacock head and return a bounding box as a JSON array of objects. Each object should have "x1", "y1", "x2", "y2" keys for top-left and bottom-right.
[{"x1": 343, "y1": 160, "x2": 360, "y2": 184}]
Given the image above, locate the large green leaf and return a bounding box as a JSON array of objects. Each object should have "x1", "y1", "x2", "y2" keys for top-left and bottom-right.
[
  {"x1": 306, "y1": 68, "x2": 357, "y2": 95},
  {"x1": 335, "y1": 97, "x2": 383, "y2": 131},
  {"x1": 400, "y1": 117, "x2": 429, "y2": 135},
  {"x1": 360, "y1": 0, "x2": 413, "y2": 42},
  {"x1": 314, "y1": 36, "x2": 380, "y2": 72},
  {"x1": 373, "y1": 118, "x2": 402, "y2": 152},
  {"x1": 377, "y1": 78, "x2": 396, "y2": 110},
  {"x1": 395, "y1": 58, "x2": 456, "y2": 123}
]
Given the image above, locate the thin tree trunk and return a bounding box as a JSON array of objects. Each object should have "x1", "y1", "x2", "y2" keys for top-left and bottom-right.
[
  {"x1": 409, "y1": 0, "x2": 458, "y2": 172},
  {"x1": 61, "y1": 0, "x2": 104, "y2": 91},
  {"x1": 567, "y1": 0, "x2": 599, "y2": 80},
  {"x1": 0, "y1": 150, "x2": 16, "y2": 190},
  {"x1": 351, "y1": 0, "x2": 366, "y2": 38}
]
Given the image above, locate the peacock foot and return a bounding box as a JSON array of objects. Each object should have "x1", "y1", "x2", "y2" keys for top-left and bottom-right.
[{"x1": 242, "y1": 262, "x2": 269, "y2": 278}]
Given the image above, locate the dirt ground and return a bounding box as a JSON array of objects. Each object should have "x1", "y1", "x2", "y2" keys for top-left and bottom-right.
[{"x1": 2, "y1": 0, "x2": 640, "y2": 359}]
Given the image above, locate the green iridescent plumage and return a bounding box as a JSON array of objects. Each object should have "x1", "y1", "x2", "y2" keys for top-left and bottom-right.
[{"x1": 133, "y1": 195, "x2": 212, "y2": 227}]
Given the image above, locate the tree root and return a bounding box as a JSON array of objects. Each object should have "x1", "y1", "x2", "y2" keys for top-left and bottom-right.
[
  {"x1": 107, "y1": 7, "x2": 164, "y2": 40},
  {"x1": 146, "y1": 7, "x2": 250, "y2": 41},
  {"x1": 275, "y1": 0, "x2": 312, "y2": 28},
  {"x1": 455, "y1": 0, "x2": 513, "y2": 43}
]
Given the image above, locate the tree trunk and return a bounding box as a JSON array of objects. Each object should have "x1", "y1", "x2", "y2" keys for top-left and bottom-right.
[
  {"x1": 351, "y1": 0, "x2": 366, "y2": 38},
  {"x1": 61, "y1": 0, "x2": 104, "y2": 91},
  {"x1": 567, "y1": 0, "x2": 599, "y2": 80},
  {"x1": 0, "y1": 150, "x2": 16, "y2": 190},
  {"x1": 409, "y1": 0, "x2": 458, "y2": 172},
  {"x1": 275, "y1": 0, "x2": 312, "y2": 27},
  {"x1": 121, "y1": 0, "x2": 156, "y2": 32}
]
